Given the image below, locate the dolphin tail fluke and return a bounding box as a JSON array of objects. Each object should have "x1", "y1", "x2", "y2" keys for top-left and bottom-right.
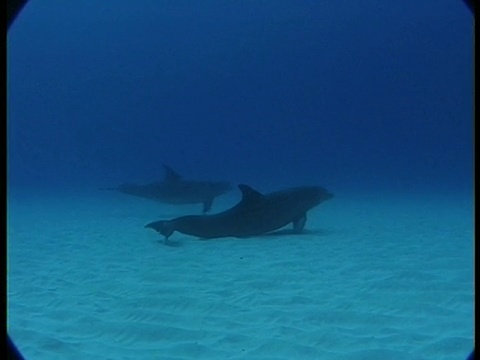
[{"x1": 145, "y1": 220, "x2": 176, "y2": 240}]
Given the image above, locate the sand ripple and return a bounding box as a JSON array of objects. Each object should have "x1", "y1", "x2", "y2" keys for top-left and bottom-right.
[{"x1": 7, "y1": 192, "x2": 474, "y2": 359}]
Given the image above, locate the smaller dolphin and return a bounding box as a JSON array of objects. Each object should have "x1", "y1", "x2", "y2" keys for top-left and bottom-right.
[
  {"x1": 145, "y1": 184, "x2": 333, "y2": 241},
  {"x1": 103, "y1": 165, "x2": 232, "y2": 213}
]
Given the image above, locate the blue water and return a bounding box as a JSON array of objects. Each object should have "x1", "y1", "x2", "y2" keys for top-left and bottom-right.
[
  {"x1": 7, "y1": 0, "x2": 473, "y2": 193},
  {"x1": 7, "y1": 1, "x2": 474, "y2": 359}
]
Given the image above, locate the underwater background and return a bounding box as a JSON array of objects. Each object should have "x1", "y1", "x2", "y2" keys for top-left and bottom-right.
[
  {"x1": 7, "y1": 0, "x2": 473, "y2": 193},
  {"x1": 7, "y1": 1, "x2": 473, "y2": 359}
]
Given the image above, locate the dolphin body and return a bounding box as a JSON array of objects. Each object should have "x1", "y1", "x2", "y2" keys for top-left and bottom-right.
[
  {"x1": 145, "y1": 184, "x2": 334, "y2": 241},
  {"x1": 106, "y1": 165, "x2": 232, "y2": 213}
]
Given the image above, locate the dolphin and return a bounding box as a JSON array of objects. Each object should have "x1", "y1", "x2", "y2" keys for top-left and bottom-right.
[
  {"x1": 104, "y1": 165, "x2": 232, "y2": 213},
  {"x1": 145, "y1": 184, "x2": 333, "y2": 241}
]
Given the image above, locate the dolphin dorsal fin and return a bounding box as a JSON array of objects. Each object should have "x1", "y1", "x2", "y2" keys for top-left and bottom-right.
[
  {"x1": 163, "y1": 164, "x2": 182, "y2": 182},
  {"x1": 238, "y1": 184, "x2": 264, "y2": 202}
]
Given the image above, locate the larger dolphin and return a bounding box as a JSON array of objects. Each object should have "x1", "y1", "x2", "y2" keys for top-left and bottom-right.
[
  {"x1": 105, "y1": 165, "x2": 232, "y2": 213},
  {"x1": 145, "y1": 184, "x2": 333, "y2": 241}
]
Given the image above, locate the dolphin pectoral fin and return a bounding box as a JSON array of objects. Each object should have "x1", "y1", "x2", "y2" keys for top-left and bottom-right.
[
  {"x1": 293, "y1": 214, "x2": 307, "y2": 233},
  {"x1": 202, "y1": 198, "x2": 213, "y2": 213}
]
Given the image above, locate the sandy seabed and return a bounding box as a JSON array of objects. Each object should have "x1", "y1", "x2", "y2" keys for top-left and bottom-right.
[{"x1": 7, "y1": 187, "x2": 474, "y2": 360}]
